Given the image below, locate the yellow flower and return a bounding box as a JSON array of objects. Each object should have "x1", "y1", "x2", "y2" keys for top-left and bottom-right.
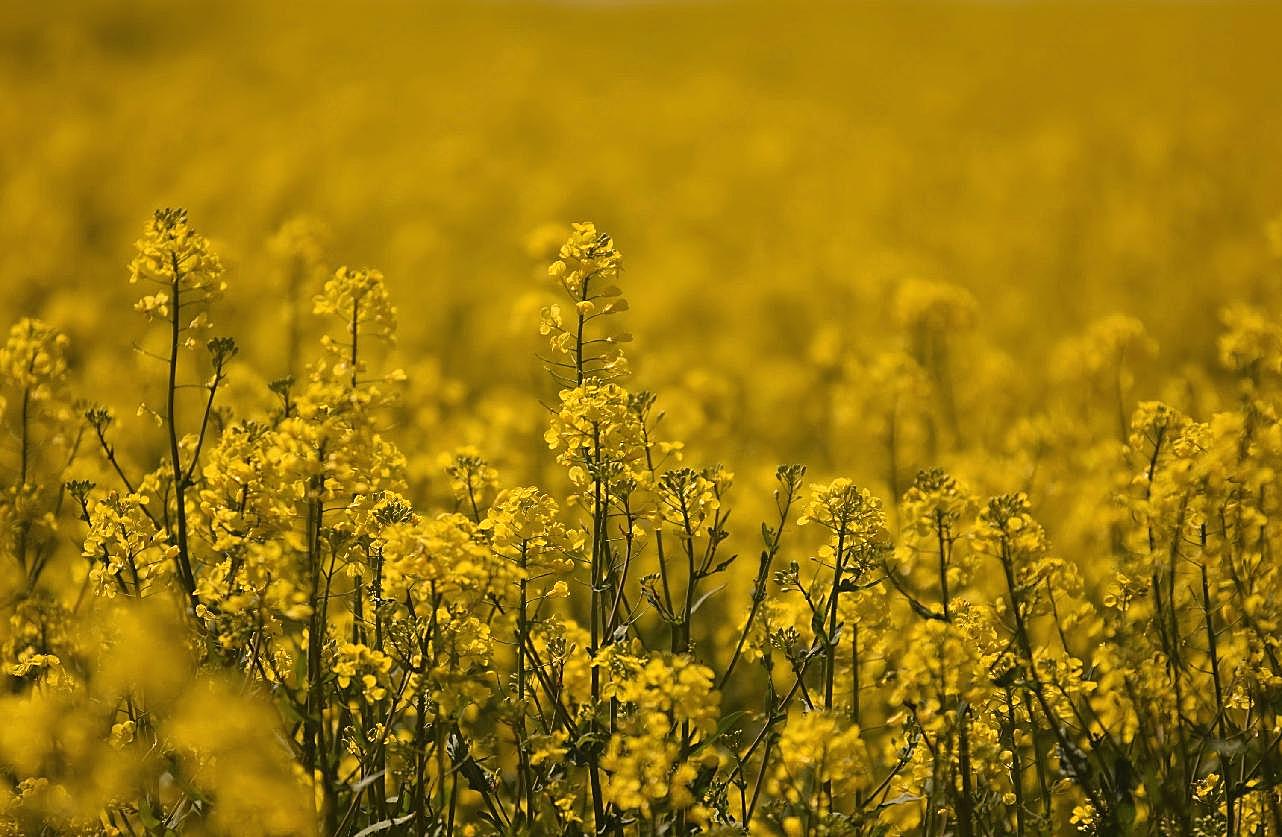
[{"x1": 129, "y1": 208, "x2": 225, "y2": 319}]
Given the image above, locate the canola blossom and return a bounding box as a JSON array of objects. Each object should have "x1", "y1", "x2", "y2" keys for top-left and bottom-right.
[{"x1": 4, "y1": 3, "x2": 1282, "y2": 835}]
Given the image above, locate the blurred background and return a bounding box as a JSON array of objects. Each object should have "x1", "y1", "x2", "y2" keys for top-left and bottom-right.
[{"x1": 2, "y1": 0, "x2": 1282, "y2": 528}]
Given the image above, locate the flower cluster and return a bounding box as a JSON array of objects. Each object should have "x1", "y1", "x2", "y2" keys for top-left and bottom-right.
[
  {"x1": 129, "y1": 208, "x2": 226, "y2": 333},
  {"x1": 4, "y1": 209, "x2": 1282, "y2": 837}
]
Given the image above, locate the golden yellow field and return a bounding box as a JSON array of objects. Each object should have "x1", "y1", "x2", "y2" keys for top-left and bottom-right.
[{"x1": 4, "y1": 1, "x2": 1282, "y2": 834}]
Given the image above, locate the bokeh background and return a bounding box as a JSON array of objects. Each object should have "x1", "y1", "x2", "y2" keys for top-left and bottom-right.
[{"x1": 3, "y1": 0, "x2": 1282, "y2": 537}]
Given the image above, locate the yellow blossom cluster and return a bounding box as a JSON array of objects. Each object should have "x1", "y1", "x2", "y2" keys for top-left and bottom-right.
[{"x1": 4, "y1": 3, "x2": 1282, "y2": 835}]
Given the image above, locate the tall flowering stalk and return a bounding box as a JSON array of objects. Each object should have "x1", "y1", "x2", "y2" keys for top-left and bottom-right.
[{"x1": 128, "y1": 208, "x2": 231, "y2": 605}]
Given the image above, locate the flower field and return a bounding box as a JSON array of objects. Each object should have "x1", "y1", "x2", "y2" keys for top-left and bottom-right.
[{"x1": 4, "y1": 1, "x2": 1282, "y2": 834}]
